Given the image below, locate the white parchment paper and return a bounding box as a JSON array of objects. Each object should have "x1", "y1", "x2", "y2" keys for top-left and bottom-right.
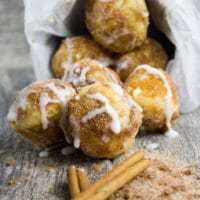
[{"x1": 23, "y1": 0, "x2": 200, "y2": 113}]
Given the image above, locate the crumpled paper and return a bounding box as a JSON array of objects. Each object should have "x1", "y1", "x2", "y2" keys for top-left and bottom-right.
[{"x1": 23, "y1": 0, "x2": 200, "y2": 113}]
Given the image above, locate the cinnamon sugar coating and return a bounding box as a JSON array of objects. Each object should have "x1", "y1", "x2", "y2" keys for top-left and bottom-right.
[{"x1": 110, "y1": 153, "x2": 200, "y2": 200}]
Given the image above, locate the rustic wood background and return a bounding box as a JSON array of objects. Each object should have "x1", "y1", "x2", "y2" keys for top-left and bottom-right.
[{"x1": 0, "y1": 1, "x2": 200, "y2": 199}]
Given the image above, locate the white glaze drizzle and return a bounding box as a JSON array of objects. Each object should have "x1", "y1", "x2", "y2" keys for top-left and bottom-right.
[
  {"x1": 46, "y1": 82, "x2": 74, "y2": 142},
  {"x1": 81, "y1": 93, "x2": 121, "y2": 134},
  {"x1": 62, "y1": 62, "x2": 90, "y2": 87},
  {"x1": 78, "y1": 66, "x2": 90, "y2": 83},
  {"x1": 62, "y1": 63, "x2": 78, "y2": 83},
  {"x1": 74, "y1": 95, "x2": 80, "y2": 100},
  {"x1": 65, "y1": 38, "x2": 74, "y2": 61},
  {"x1": 139, "y1": 74, "x2": 148, "y2": 81},
  {"x1": 104, "y1": 68, "x2": 119, "y2": 84},
  {"x1": 62, "y1": 39, "x2": 74, "y2": 80},
  {"x1": 74, "y1": 67, "x2": 80, "y2": 73},
  {"x1": 82, "y1": 107, "x2": 105, "y2": 123},
  {"x1": 116, "y1": 58, "x2": 130, "y2": 73},
  {"x1": 108, "y1": 82, "x2": 124, "y2": 96},
  {"x1": 101, "y1": 135, "x2": 110, "y2": 143},
  {"x1": 133, "y1": 87, "x2": 141, "y2": 98},
  {"x1": 134, "y1": 65, "x2": 178, "y2": 137},
  {"x1": 126, "y1": 95, "x2": 143, "y2": 113},
  {"x1": 98, "y1": 56, "x2": 113, "y2": 67},
  {"x1": 39, "y1": 93, "x2": 59, "y2": 129},
  {"x1": 7, "y1": 88, "x2": 36, "y2": 121},
  {"x1": 164, "y1": 129, "x2": 179, "y2": 138},
  {"x1": 141, "y1": 11, "x2": 149, "y2": 18},
  {"x1": 47, "y1": 83, "x2": 73, "y2": 101},
  {"x1": 70, "y1": 115, "x2": 80, "y2": 148}
]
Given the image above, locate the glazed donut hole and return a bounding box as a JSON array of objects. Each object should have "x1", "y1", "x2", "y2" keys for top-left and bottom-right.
[
  {"x1": 66, "y1": 83, "x2": 142, "y2": 158},
  {"x1": 85, "y1": 0, "x2": 149, "y2": 53},
  {"x1": 51, "y1": 36, "x2": 113, "y2": 79},
  {"x1": 7, "y1": 80, "x2": 76, "y2": 148},
  {"x1": 124, "y1": 65, "x2": 179, "y2": 135}
]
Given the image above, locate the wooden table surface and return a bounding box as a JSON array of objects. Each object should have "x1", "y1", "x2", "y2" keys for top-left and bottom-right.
[{"x1": 0, "y1": 1, "x2": 200, "y2": 199}]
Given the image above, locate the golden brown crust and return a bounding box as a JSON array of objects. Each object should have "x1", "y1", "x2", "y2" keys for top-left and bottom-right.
[
  {"x1": 8, "y1": 80, "x2": 76, "y2": 148},
  {"x1": 114, "y1": 38, "x2": 169, "y2": 81},
  {"x1": 67, "y1": 84, "x2": 142, "y2": 158},
  {"x1": 124, "y1": 67, "x2": 179, "y2": 132},
  {"x1": 51, "y1": 36, "x2": 112, "y2": 79},
  {"x1": 85, "y1": 0, "x2": 149, "y2": 53}
]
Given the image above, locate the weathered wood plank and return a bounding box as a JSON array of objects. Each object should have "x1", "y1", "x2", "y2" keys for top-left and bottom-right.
[{"x1": 0, "y1": 0, "x2": 31, "y2": 70}]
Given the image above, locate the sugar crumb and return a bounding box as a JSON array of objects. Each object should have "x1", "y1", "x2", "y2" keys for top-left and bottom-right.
[
  {"x1": 39, "y1": 150, "x2": 49, "y2": 158},
  {"x1": 9, "y1": 179, "x2": 19, "y2": 185},
  {"x1": 6, "y1": 157, "x2": 15, "y2": 166},
  {"x1": 42, "y1": 165, "x2": 57, "y2": 172},
  {"x1": 146, "y1": 143, "x2": 159, "y2": 151},
  {"x1": 91, "y1": 163, "x2": 103, "y2": 171},
  {"x1": 49, "y1": 185, "x2": 55, "y2": 192}
]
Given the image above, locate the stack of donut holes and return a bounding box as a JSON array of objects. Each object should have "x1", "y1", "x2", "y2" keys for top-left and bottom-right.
[{"x1": 7, "y1": 0, "x2": 179, "y2": 158}]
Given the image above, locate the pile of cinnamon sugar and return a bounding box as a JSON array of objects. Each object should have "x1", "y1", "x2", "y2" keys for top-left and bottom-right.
[{"x1": 110, "y1": 153, "x2": 200, "y2": 200}]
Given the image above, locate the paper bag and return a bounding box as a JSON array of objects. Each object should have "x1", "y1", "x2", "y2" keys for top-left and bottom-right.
[{"x1": 23, "y1": 0, "x2": 200, "y2": 113}]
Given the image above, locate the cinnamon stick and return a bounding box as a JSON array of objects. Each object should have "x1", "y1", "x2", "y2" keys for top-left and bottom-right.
[
  {"x1": 77, "y1": 168, "x2": 90, "y2": 191},
  {"x1": 73, "y1": 151, "x2": 144, "y2": 200},
  {"x1": 67, "y1": 166, "x2": 80, "y2": 198},
  {"x1": 87, "y1": 159, "x2": 150, "y2": 200}
]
